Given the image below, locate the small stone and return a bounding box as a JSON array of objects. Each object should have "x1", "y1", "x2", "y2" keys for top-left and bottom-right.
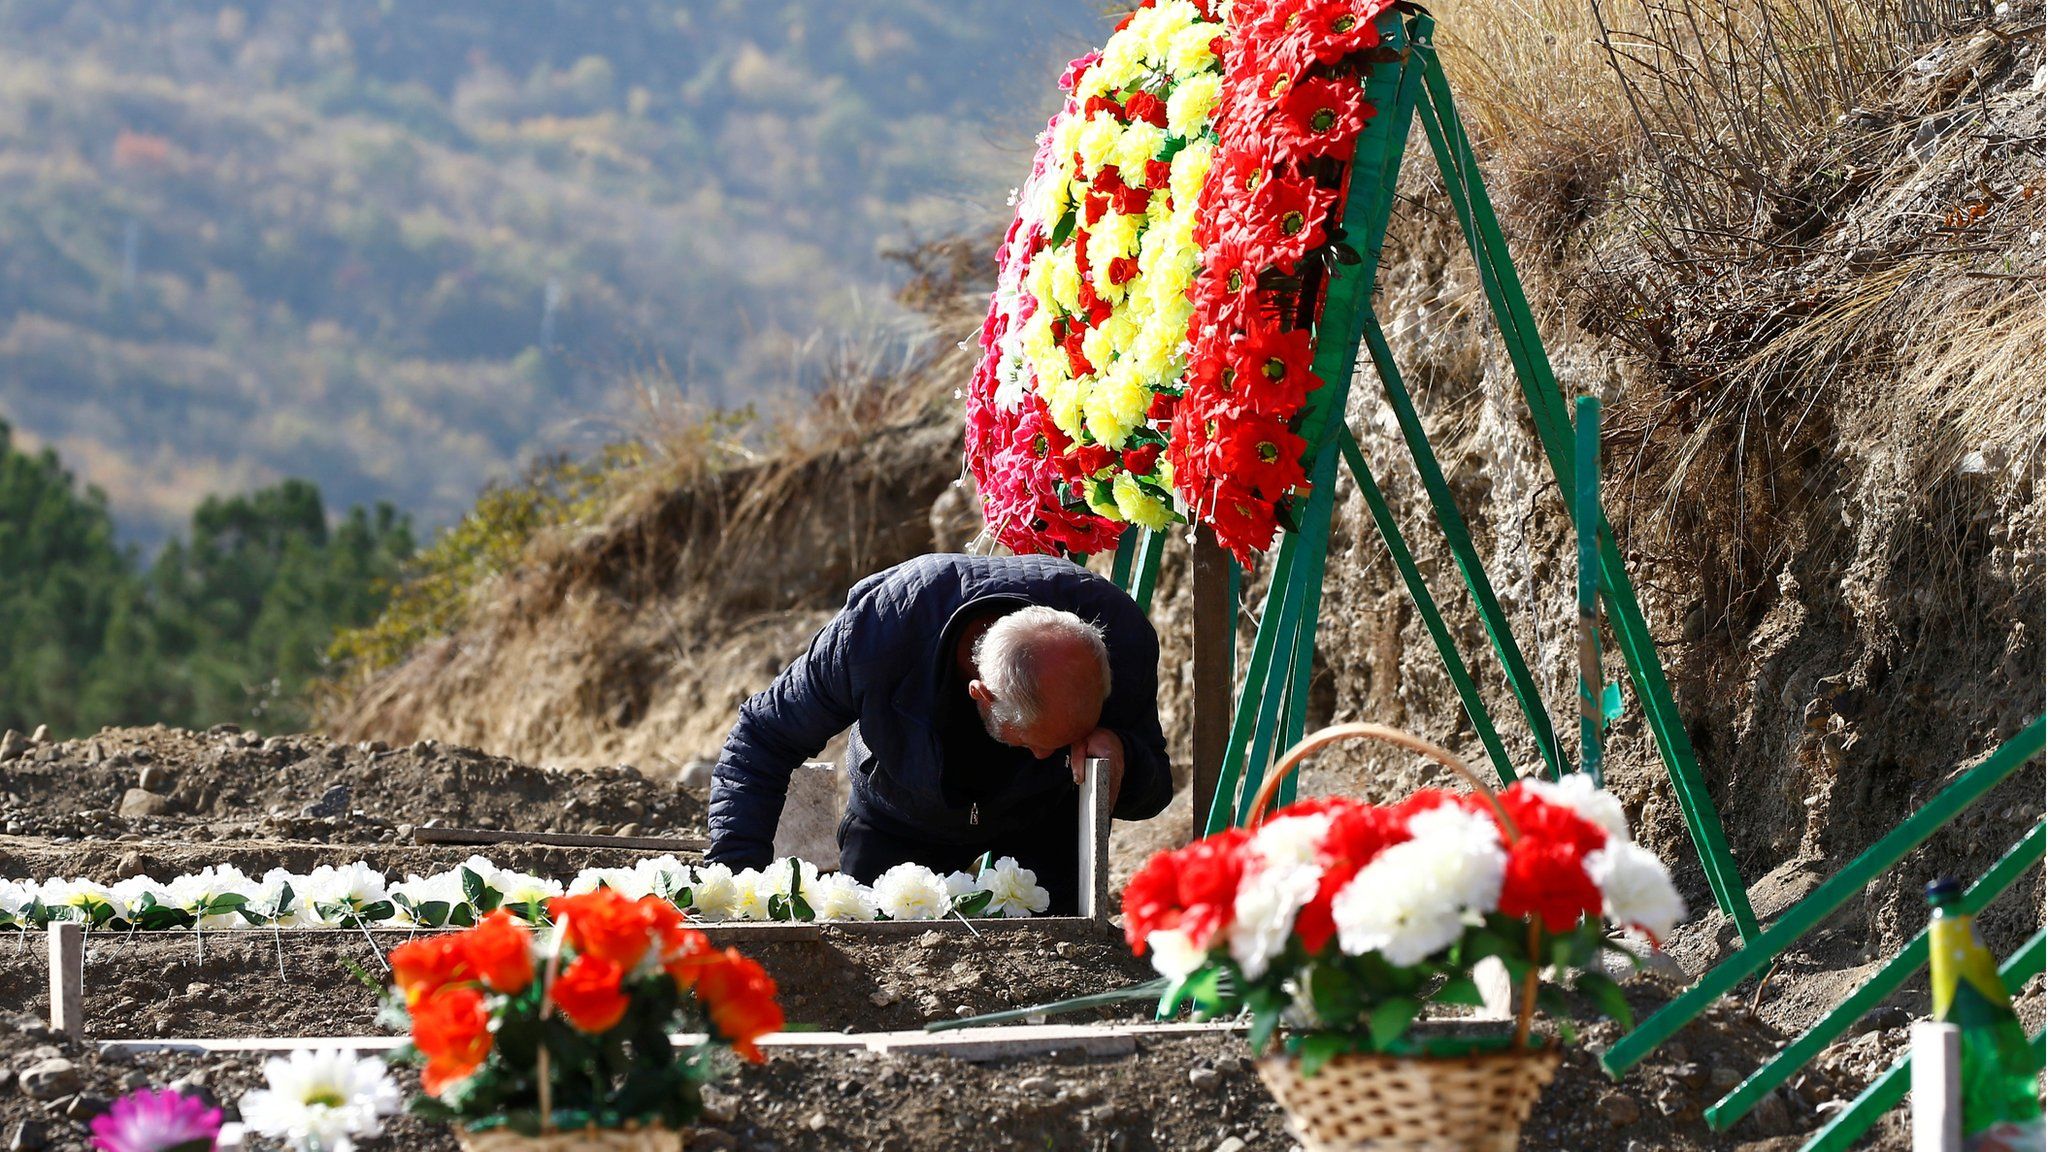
[
  {"x1": 868, "y1": 990, "x2": 897, "y2": 1008},
  {"x1": 616, "y1": 823, "x2": 642, "y2": 838},
  {"x1": 1752, "y1": 1089, "x2": 1793, "y2": 1133},
  {"x1": 0, "y1": 730, "x2": 21, "y2": 763},
  {"x1": 1709, "y1": 1065, "x2": 1743, "y2": 1091},
  {"x1": 138, "y1": 766, "x2": 171, "y2": 793},
  {"x1": 1018, "y1": 1076, "x2": 1056, "y2": 1095},
  {"x1": 699, "y1": 1087, "x2": 736, "y2": 1126},
  {"x1": 63, "y1": 1093, "x2": 109, "y2": 1121},
  {"x1": 306, "y1": 783, "x2": 352, "y2": 819},
  {"x1": 917, "y1": 931, "x2": 946, "y2": 949},
  {"x1": 678, "y1": 759, "x2": 715, "y2": 793},
  {"x1": 1674, "y1": 1061, "x2": 1709, "y2": 1089},
  {"x1": 8, "y1": 1119, "x2": 48, "y2": 1151},
  {"x1": 1215, "y1": 1139, "x2": 1248, "y2": 1152},
  {"x1": 18, "y1": 1059, "x2": 79, "y2": 1101},
  {"x1": 1855, "y1": 1006, "x2": 1912, "y2": 1035},
  {"x1": 805, "y1": 1113, "x2": 827, "y2": 1132},
  {"x1": 954, "y1": 1005, "x2": 973, "y2": 1017},
  {"x1": 118, "y1": 789, "x2": 171, "y2": 819},
  {"x1": 1189, "y1": 1066, "x2": 1222, "y2": 1092},
  {"x1": 113, "y1": 852, "x2": 147, "y2": 880},
  {"x1": 185, "y1": 982, "x2": 213, "y2": 999},
  {"x1": 1598, "y1": 1090, "x2": 1641, "y2": 1127},
  {"x1": 27, "y1": 725, "x2": 47, "y2": 744},
  {"x1": 687, "y1": 1132, "x2": 738, "y2": 1151},
  {"x1": 1054, "y1": 941, "x2": 1079, "y2": 959},
  {"x1": 395, "y1": 823, "x2": 415, "y2": 840},
  {"x1": 119, "y1": 1071, "x2": 151, "y2": 1091}
]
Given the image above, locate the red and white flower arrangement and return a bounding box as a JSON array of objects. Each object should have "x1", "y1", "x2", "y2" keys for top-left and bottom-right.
[
  {"x1": 1123, "y1": 759, "x2": 1685, "y2": 1067},
  {"x1": 968, "y1": 0, "x2": 1398, "y2": 562}
]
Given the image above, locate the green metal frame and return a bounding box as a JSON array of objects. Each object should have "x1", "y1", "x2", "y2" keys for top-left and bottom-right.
[{"x1": 1194, "y1": 9, "x2": 1761, "y2": 943}]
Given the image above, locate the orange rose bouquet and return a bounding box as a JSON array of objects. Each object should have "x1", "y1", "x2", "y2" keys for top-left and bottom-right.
[{"x1": 383, "y1": 888, "x2": 784, "y2": 1137}]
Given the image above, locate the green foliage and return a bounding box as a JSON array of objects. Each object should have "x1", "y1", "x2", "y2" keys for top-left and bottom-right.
[{"x1": 0, "y1": 420, "x2": 413, "y2": 737}]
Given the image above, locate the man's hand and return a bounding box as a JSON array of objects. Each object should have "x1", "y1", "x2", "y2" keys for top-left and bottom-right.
[{"x1": 1069, "y1": 728, "x2": 1125, "y2": 806}]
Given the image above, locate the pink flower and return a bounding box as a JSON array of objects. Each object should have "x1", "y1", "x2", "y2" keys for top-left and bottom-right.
[{"x1": 91, "y1": 1089, "x2": 222, "y2": 1152}]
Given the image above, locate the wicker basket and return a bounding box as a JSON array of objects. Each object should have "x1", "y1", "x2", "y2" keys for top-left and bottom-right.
[
  {"x1": 1258, "y1": 1046, "x2": 1562, "y2": 1152},
  {"x1": 1243, "y1": 723, "x2": 1565, "y2": 1152},
  {"x1": 455, "y1": 1125, "x2": 683, "y2": 1152}
]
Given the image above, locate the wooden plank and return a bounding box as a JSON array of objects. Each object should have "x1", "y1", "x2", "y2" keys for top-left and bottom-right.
[
  {"x1": 1191, "y1": 525, "x2": 1233, "y2": 840},
  {"x1": 1077, "y1": 757, "x2": 1111, "y2": 922},
  {"x1": 1909, "y1": 1023, "x2": 1961, "y2": 1152},
  {"x1": 48, "y1": 921, "x2": 83, "y2": 1040},
  {"x1": 410, "y1": 826, "x2": 709, "y2": 853}
]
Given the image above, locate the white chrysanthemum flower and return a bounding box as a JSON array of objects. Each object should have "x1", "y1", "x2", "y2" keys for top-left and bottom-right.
[
  {"x1": 495, "y1": 871, "x2": 563, "y2": 909},
  {"x1": 943, "y1": 870, "x2": 979, "y2": 904},
  {"x1": 1249, "y1": 813, "x2": 1334, "y2": 869},
  {"x1": 568, "y1": 866, "x2": 649, "y2": 899},
  {"x1": 0, "y1": 878, "x2": 32, "y2": 920},
  {"x1": 239, "y1": 1048, "x2": 401, "y2": 1152},
  {"x1": 1145, "y1": 927, "x2": 1210, "y2": 981},
  {"x1": 38, "y1": 878, "x2": 120, "y2": 922},
  {"x1": 807, "y1": 873, "x2": 877, "y2": 922},
  {"x1": 251, "y1": 868, "x2": 310, "y2": 927},
  {"x1": 687, "y1": 863, "x2": 740, "y2": 922},
  {"x1": 167, "y1": 864, "x2": 256, "y2": 929},
  {"x1": 1584, "y1": 841, "x2": 1686, "y2": 941},
  {"x1": 110, "y1": 876, "x2": 172, "y2": 918},
  {"x1": 1229, "y1": 863, "x2": 1322, "y2": 980},
  {"x1": 975, "y1": 857, "x2": 1051, "y2": 919},
  {"x1": 298, "y1": 863, "x2": 390, "y2": 926},
  {"x1": 872, "y1": 863, "x2": 951, "y2": 921},
  {"x1": 388, "y1": 869, "x2": 465, "y2": 926},
  {"x1": 1332, "y1": 805, "x2": 1506, "y2": 967},
  {"x1": 1519, "y1": 774, "x2": 1632, "y2": 841},
  {"x1": 633, "y1": 855, "x2": 691, "y2": 901},
  {"x1": 728, "y1": 869, "x2": 775, "y2": 921}
]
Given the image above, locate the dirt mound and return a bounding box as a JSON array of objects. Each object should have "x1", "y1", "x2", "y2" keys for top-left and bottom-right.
[{"x1": 0, "y1": 725, "x2": 702, "y2": 849}]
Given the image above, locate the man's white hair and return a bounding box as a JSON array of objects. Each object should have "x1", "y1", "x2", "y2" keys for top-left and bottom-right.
[{"x1": 973, "y1": 606, "x2": 1112, "y2": 731}]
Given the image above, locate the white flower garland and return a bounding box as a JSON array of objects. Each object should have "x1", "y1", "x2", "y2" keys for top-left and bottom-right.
[{"x1": 0, "y1": 853, "x2": 1051, "y2": 931}]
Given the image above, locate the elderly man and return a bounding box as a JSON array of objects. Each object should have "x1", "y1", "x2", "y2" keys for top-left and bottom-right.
[{"x1": 705, "y1": 553, "x2": 1173, "y2": 913}]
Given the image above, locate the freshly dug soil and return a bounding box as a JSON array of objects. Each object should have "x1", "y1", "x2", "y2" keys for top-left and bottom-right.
[{"x1": 0, "y1": 725, "x2": 703, "y2": 844}]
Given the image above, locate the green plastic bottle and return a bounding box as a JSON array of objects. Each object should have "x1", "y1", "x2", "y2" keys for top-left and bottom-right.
[{"x1": 1925, "y1": 876, "x2": 2044, "y2": 1151}]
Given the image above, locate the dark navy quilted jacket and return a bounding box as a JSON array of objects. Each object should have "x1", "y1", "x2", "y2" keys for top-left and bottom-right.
[{"x1": 704, "y1": 553, "x2": 1174, "y2": 867}]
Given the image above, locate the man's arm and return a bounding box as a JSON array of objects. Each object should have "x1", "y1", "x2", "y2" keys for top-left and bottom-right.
[
  {"x1": 1096, "y1": 607, "x2": 1173, "y2": 821},
  {"x1": 705, "y1": 609, "x2": 862, "y2": 867}
]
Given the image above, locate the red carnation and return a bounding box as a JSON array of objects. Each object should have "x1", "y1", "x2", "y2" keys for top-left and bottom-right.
[
  {"x1": 1074, "y1": 442, "x2": 1116, "y2": 476},
  {"x1": 1294, "y1": 800, "x2": 1408, "y2": 954},
  {"x1": 1123, "y1": 90, "x2": 1169, "y2": 127},
  {"x1": 1500, "y1": 840, "x2": 1604, "y2": 933},
  {"x1": 1107, "y1": 256, "x2": 1140, "y2": 285},
  {"x1": 1121, "y1": 828, "x2": 1252, "y2": 956},
  {"x1": 1144, "y1": 158, "x2": 1173, "y2": 191},
  {"x1": 1147, "y1": 390, "x2": 1179, "y2": 420}
]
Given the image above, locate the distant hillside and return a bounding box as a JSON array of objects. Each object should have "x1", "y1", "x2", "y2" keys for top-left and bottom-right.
[{"x1": 0, "y1": 0, "x2": 1107, "y2": 543}]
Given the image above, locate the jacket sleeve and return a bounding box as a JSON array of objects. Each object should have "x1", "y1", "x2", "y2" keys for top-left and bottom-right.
[
  {"x1": 1098, "y1": 605, "x2": 1173, "y2": 822},
  {"x1": 705, "y1": 607, "x2": 863, "y2": 867}
]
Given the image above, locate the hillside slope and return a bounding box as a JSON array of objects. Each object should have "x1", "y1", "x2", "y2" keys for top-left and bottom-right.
[{"x1": 330, "y1": 3, "x2": 2044, "y2": 1000}]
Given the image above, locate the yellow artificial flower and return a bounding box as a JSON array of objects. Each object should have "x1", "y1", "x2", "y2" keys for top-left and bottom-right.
[
  {"x1": 1075, "y1": 111, "x2": 1124, "y2": 179},
  {"x1": 1095, "y1": 32, "x2": 1146, "y2": 94},
  {"x1": 1167, "y1": 72, "x2": 1222, "y2": 138},
  {"x1": 1085, "y1": 482, "x2": 1124, "y2": 523},
  {"x1": 1050, "y1": 115, "x2": 1085, "y2": 168},
  {"x1": 1086, "y1": 211, "x2": 1145, "y2": 271},
  {"x1": 1112, "y1": 120, "x2": 1167, "y2": 176},
  {"x1": 1048, "y1": 247, "x2": 1084, "y2": 315},
  {"x1": 1044, "y1": 375, "x2": 1086, "y2": 441},
  {"x1": 1170, "y1": 139, "x2": 1214, "y2": 209},
  {"x1": 1083, "y1": 368, "x2": 1153, "y2": 448},
  {"x1": 1113, "y1": 473, "x2": 1178, "y2": 531},
  {"x1": 1081, "y1": 310, "x2": 1139, "y2": 371},
  {"x1": 1019, "y1": 308, "x2": 1058, "y2": 365},
  {"x1": 1167, "y1": 22, "x2": 1222, "y2": 78},
  {"x1": 1126, "y1": 324, "x2": 1178, "y2": 385}
]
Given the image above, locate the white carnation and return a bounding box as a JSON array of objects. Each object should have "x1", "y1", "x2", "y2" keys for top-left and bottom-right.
[
  {"x1": 632, "y1": 855, "x2": 691, "y2": 901},
  {"x1": 298, "y1": 863, "x2": 389, "y2": 926},
  {"x1": 0, "y1": 878, "x2": 32, "y2": 919},
  {"x1": 110, "y1": 876, "x2": 172, "y2": 917},
  {"x1": 1248, "y1": 813, "x2": 1333, "y2": 869},
  {"x1": 40, "y1": 878, "x2": 120, "y2": 921},
  {"x1": 975, "y1": 857, "x2": 1051, "y2": 919},
  {"x1": 1144, "y1": 927, "x2": 1210, "y2": 981},
  {"x1": 1584, "y1": 840, "x2": 1686, "y2": 941},
  {"x1": 872, "y1": 863, "x2": 951, "y2": 921},
  {"x1": 686, "y1": 863, "x2": 740, "y2": 922},
  {"x1": 1332, "y1": 805, "x2": 1505, "y2": 967},
  {"x1": 568, "y1": 866, "x2": 649, "y2": 899},
  {"x1": 1229, "y1": 862, "x2": 1321, "y2": 980},
  {"x1": 1518, "y1": 774, "x2": 1631, "y2": 841},
  {"x1": 728, "y1": 869, "x2": 774, "y2": 921},
  {"x1": 388, "y1": 870, "x2": 465, "y2": 926},
  {"x1": 168, "y1": 864, "x2": 256, "y2": 929},
  {"x1": 252, "y1": 867, "x2": 310, "y2": 926},
  {"x1": 495, "y1": 871, "x2": 563, "y2": 909}
]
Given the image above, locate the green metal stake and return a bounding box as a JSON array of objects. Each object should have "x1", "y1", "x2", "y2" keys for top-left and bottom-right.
[
  {"x1": 1575, "y1": 395, "x2": 1603, "y2": 786},
  {"x1": 1110, "y1": 526, "x2": 1140, "y2": 592}
]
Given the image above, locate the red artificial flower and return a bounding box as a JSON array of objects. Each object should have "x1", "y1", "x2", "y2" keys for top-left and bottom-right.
[
  {"x1": 1493, "y1": 785, "x2": 1610, "y2": 932},
  {"x1": 1206, "y1": 480, "x2": 1284, "y2": 563},
  {"x1": 549, "y1": 953, "x2": 631, "y2": 1033},
  {"x1": 1107, "y1": 256, "x2": 1140, "y2": 285},
  {"x1": 547, "y1": 889, "x2": 677, "y2": 972},
  {"x1": 1122, "y1": 442, "x2": 1163, "y2": 476},
  {"x1": 1192, "y1": 236, "x2": 1269, "y2": 337},
  {"x1": 694, "y1": 949, "x2": 784, "y2": 1063},
  {"x1": 390, "y1": 935, "x2": 475, "y2": 1007},
  {"x1": 413, "y1": 985, "x2": 493, "y2": 1096},
  {"x1": 1144, "y1": 158, "x2": 1173, "y2": 191},
  {"x1": 1234, "y1": 171, "x2": 1339, "y2": 268},
  {"x1": 1147, "y1": 390, "x2": 1179, "y2": 420},
  {"x1": 1295, "y1": 800, "x2": 1408, "y2": 954},
  {"x1": 1230, "y1": 320, "x2": 1322, "y2": 417},
  {"x1": 1074, "y1": 442, "x2": 1117, "y2": 476},
  {"x1": 659, "y1": 924, "x2": 717, "y2": 991},
  {"x1": 464, "y1": 910, "x2": 535, "y2": 994},
  {"x1": 1291, "y1": 0, "x2": 1387, "y2": 65},
  {"x1": 1123, "y1": 89, "x2": 1169, "y2": 127},
  {"x1": 1121, "y1": 828, "x2": 1253, "y2": 956},
  {"x1": 1269, "y1": 75, "x2": 1371, "y2": 164},
  {"x1": 1212, "y1": 413, "x2": 1308, "y2": 499}
]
